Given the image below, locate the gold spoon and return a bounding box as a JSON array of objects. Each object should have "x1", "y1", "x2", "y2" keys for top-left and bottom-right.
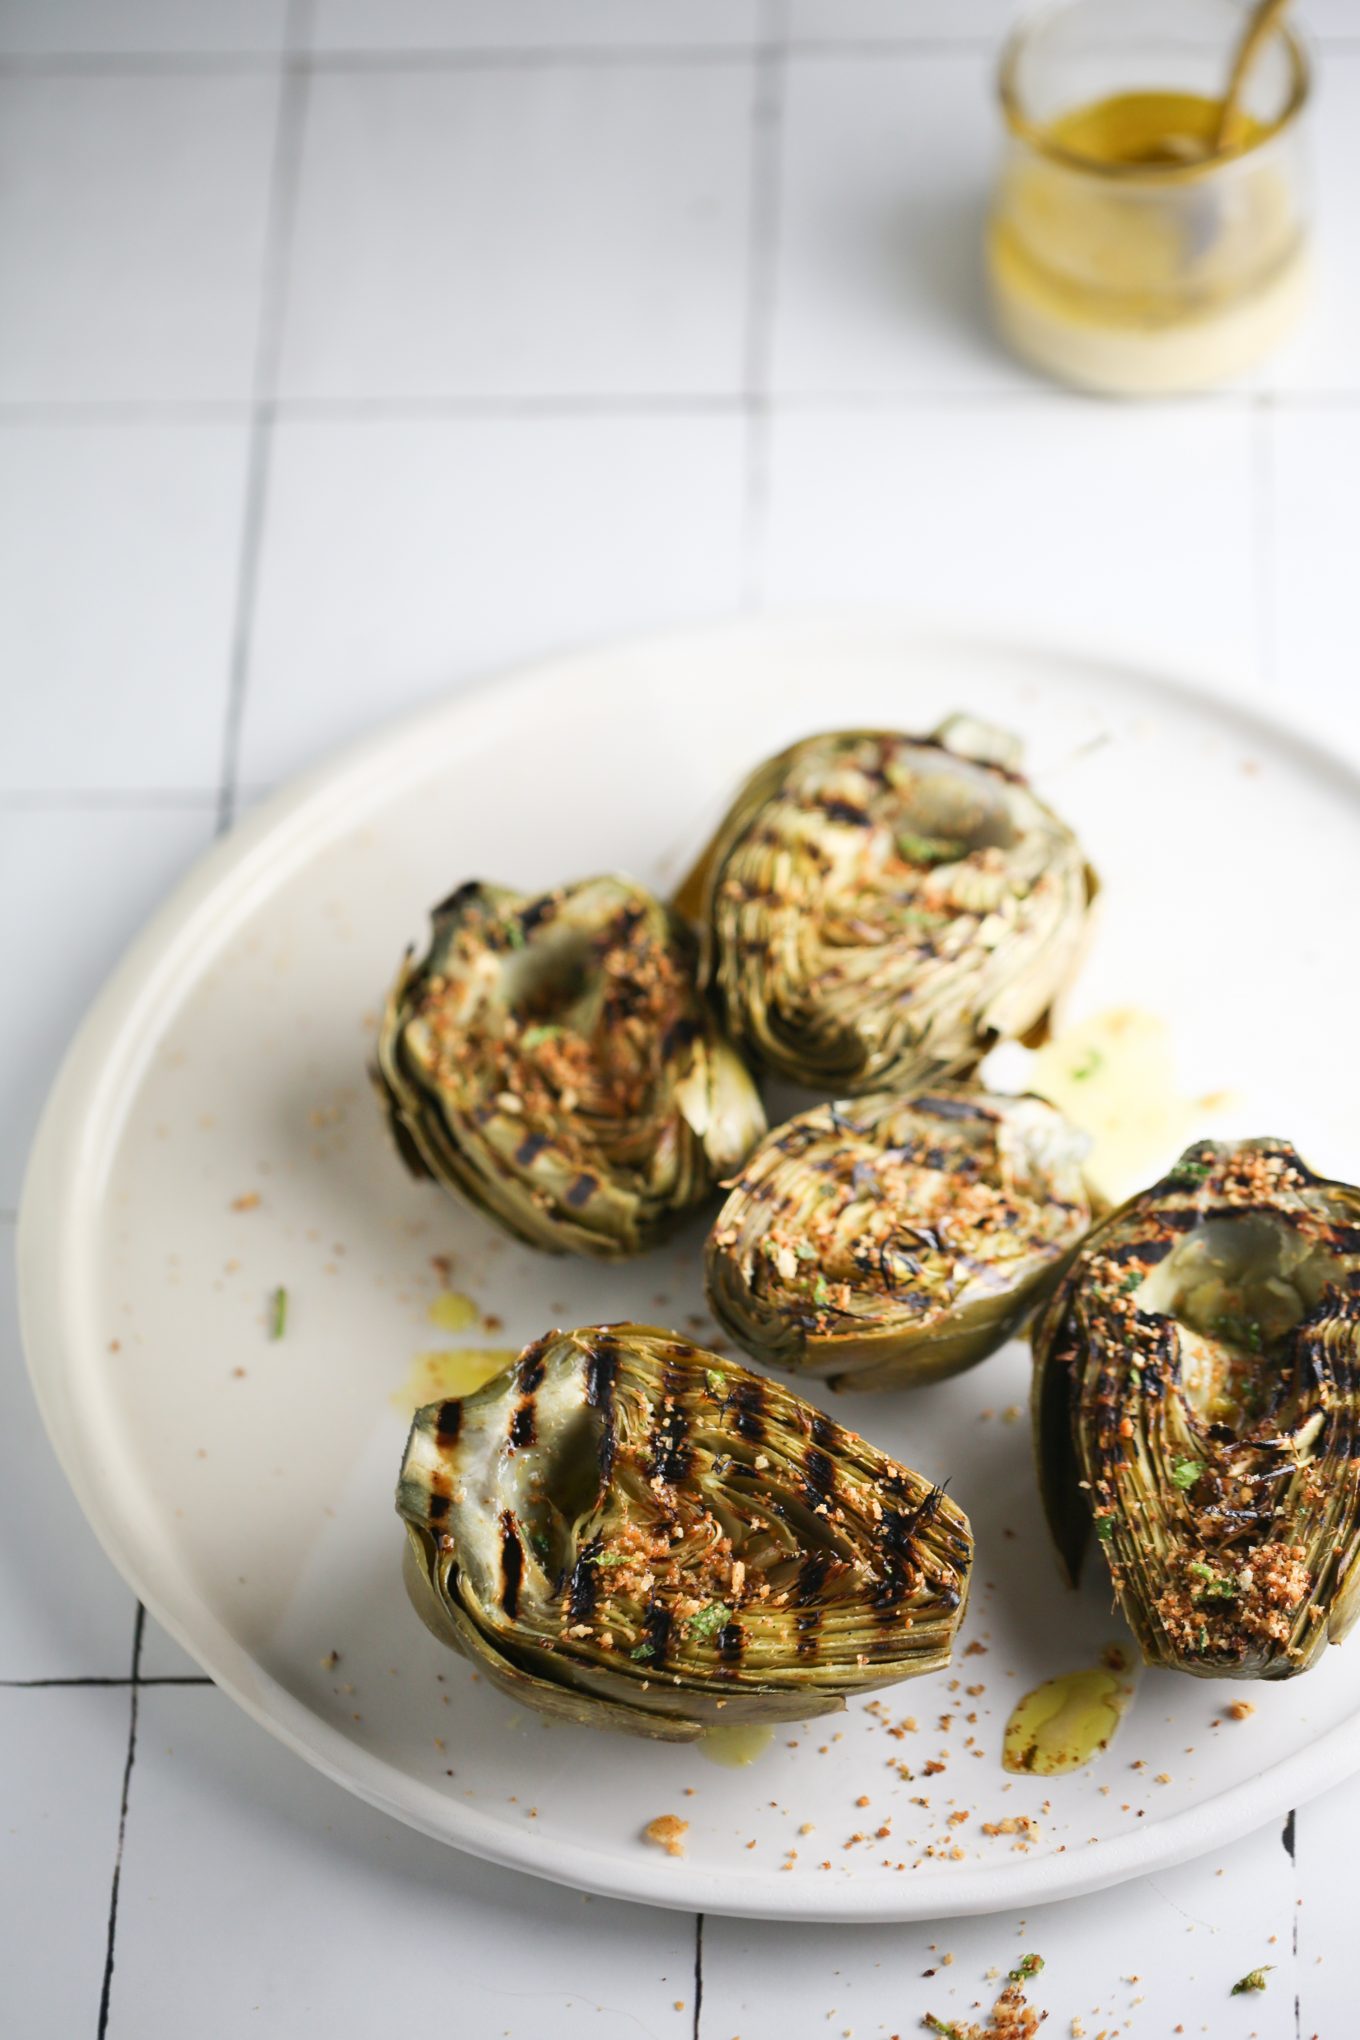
[
  {"x1": 1215, "y1": 0, "x2": 1294, "y2": 153},
  {"x1": 1142, "y1": 0, "x2": 1293, "y2": 165}
]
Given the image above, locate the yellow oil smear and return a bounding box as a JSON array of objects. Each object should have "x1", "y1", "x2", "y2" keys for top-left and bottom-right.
[
  {"x1": 427, "y1": 1290, "x2": 480, "y2": 1333},
  {"x1": 1027, "y1": 1007, "x2": 1232, "y2": 1206},
  {"x1": 1003, "y1": 1665, "x2": 1134, "y2": 1776},
  {"x1": 392, "y1": 1347, "x2": 517, "y2": 1413},
  {"x1": 699, "y1": 1723, "x2": 775, "y2": 1769}
]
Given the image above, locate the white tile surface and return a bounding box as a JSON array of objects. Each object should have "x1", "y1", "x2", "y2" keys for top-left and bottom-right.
[
  {"x1": 1266, "y1": 52, "x2": 1360, "y2": 395},
  {"x1": 237, "y1": 410, "x2": 747, "y2": 783},
  {"x1": 278, "y1": 63, "x2": 753, "y2": 401},
  {"x1": 772, "y1": 50, "x2": 1027, "y2": 395},
  {"x1": 310, "y1": 0, "x2": 763, "y2": 50},
  {"x1": 1298, "y1": 2, "x2": 1360, "y2": 37},
  {"x1": 0, "y1": 73, "x2": 280, "y2": 404},
  {"x1": 1268, "y1": 404, "x2": 1360, "y2": 748},
  {"x1": 0, "y1": 807, "x2": 216, "y2": 1210},
  {"x1": 788, "y1": 0, "x2": 1020, "y2": 40},
  {"x1": 703, "y1": 1817, "x2": 1296, "y2": 2038},
  {"x1": 0, "y1": 1221, "x2": 138, "y2": 1680},
  {"x1": 0, "y1": 421, "x2": 250, "y2": 793},
  {"x1": 137, "y1": 1614, "x2": 209, "y2": 1682},
  {"x1": 0, "y1": 0, "x2": 287, "y2": 55},
  {"x1": 109, "y1": 1684, "x2": 694, "y2": 2040},
  {"x1": 1296, "y1": 1768, "x2": 1360, "y2": 2037},
  {"x1": 760, "y1": 400, "x2": 1262, "y2": 690},
  {"x1": 0, "y1": 1685, "x2": 129, "y2": 2038}
]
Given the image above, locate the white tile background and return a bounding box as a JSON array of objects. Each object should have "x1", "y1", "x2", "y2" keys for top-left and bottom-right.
[{"x1": 2, "y1": 1, "x2": 1357, "y2": 2035}]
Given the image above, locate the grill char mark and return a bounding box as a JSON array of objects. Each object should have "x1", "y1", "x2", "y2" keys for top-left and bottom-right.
[
  {"x1": 717, "y1": 1620, "x2": 745, "y2": 1668},
  {"x1": 510, "y1": 1341, "x2": 547, "y2": 1450},
  {"x1": 567, "y1": 1536, "x2": 602, "y2": 1624},
  {"x1": 913, "y1": 1094, "x2": 997, "y2": 1123},
  {"x1": 648, "y1": 1368, "x2": 693, "y2": 1484},
  {"x1": 804, "y1": 1411, "x2": 837, "y2": 1510},
  {"x1": 434, "y1": 1400, "x2": 462, "y2": 1446},
  {"x1": 728, "y1": 1377, "x2": 766, "y2": 1444},
  {"x1": 585, "y1": 1337, "x2": 620, "y2": 1484},
  {"x1": 499, "y1": 1510, "x2": 524, "y2": 1622},
  {"x1": 644, "y1": 1603, "x2": 673, "y2": 1666},
  {"x1": 793, "y1": 1548, "x2": 831, "y2": 1657}
]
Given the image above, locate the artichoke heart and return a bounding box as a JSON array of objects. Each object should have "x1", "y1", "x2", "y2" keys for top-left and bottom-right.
[
  {"x1": 706, "y1": 1088, "x2": 1092, "y2": 1391},
  {"x1": 683, "y1": 720, "x2": 1094, "y2": 1094},
  {"x1": 1032, "y1": 1138, "x2": 1360, "y2": 1680},
  {"x1": 375, "y1": 875, "x2": 766, "y2": 1258},
  {"x1": 397, "y1": 1324, "x2": 973, "y2": 1738}
]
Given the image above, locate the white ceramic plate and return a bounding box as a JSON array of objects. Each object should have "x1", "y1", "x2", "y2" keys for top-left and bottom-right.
[{"x1": 19, "y1": 617, "x2": 1360, "y2": 1921}]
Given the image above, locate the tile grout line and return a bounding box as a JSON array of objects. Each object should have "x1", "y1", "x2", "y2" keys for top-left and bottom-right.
[
  {"x1": 0, "y1": 41, "x2": 976, "y2": 81},
  {"x1": 95, "y1": 1604, "x2": 144, "y2": 2040},
  {"x1": 0, "y1": 1675, "x2": 212, "y2": 1689},
  {"x1": 5, "y1": 387, "x2": 1360, "y2": 428},
  {"x1": 691, "y1": 1911, "x2": 705, "y2": 2040},
  {"x1": 739, "y1": 1, "x2": 788, "y2": 609},
  {"x1": 32, "y1": 31, "x2": 1360, "y2": 75},
  {"x1": 216, "y1": 0, "x2": 313, "y2": 836}
]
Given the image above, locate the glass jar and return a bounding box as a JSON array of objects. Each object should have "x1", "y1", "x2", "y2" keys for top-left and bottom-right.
[{"x1": 987, "y1": 0, "x2": 1311, "y2": 395}]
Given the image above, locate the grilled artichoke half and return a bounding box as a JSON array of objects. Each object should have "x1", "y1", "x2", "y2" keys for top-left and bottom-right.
[
  {"x1": 397, "y1": 1323, "x2": 973, "y2": 1738},
  {"x1": 375, "y1": 875, "x2": 766, "y2": 1257},
  {"x1": 707, "y1": 1088, "x2": 1092, "y2": 1391},
  {"x1": 682, "y1": 720, "x2": 1094, "y2": 1094},
  {"x1": 1032, "y1": 1139, "x2": 1360, "y2": 1680}
]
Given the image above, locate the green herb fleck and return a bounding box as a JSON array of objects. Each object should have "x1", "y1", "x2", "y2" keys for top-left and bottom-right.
[
  {"x1": 1009, "y1": 1953, "x2": 1044, "y2": 1982},
  {"x1": 795, "y1": 1241, "x2": 818, "y2": 1262},
  {"x1": 812, "y1": 1275, "x2": 830, "y2": 1308},
  {"x1": 270, "y1": 1286, "x2": 288, "y2": 1340},
  {"x1": 1170, "y1": 1459, "x2": 1202, "y2": 1490},
  {"x1": 923, "y1": 2019, "x2": 962, "y2": 2039},
  {"x1": 504, "y1": 919, "x2": 525, "y2": 950},
  {"x1": 1070, "y1": 1049, "x2": 1103, "y2": 1081},
  {"x1": 1120, "y1": 1272, "x2": 1143, "y2": 1294},
  {"x1": 687, "y1": 1601, "x2": 733, "y2": 1642},
  {"x1": 1173, "y1": 1156, "x2": 1212, "y2": 1184},
  {"x1": 522, "y1": 1023, "x2": 562, "y2": 1049},
  {"x1": 1095, "y1": 1517, "x2": 1115, "y2": 1543},
  {"x1": 588, "y1": 1552, "x2": 628, "y2": 1567},
  {"x1": 1190, "y1": 1560, "x2": 1237, "y2": 1600},
  {"x1": 705, "y1": 1369, "x2": 727, "y2": 1397},
  {"x1": 630, "y1": 1641, "x2": 654, "y2": 1661},
  {"x1": 1213, "y1": 1313, "x2": 1264, "y2": 1353},
  {"x1": 896, "y1": 830, "x2": 966, "y2": 866},
  {"x1": 1231, "y1": 1967, "x2": 1273, "y2": 1996}
]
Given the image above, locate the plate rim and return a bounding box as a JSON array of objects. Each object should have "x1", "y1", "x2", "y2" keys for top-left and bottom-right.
[{"x1": 16, "y1": 610, "x2": 1359, "y2": 1921}]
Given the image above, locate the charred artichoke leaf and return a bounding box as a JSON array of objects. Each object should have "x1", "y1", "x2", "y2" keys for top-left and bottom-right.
[
  {"x1": 375, "y1": 875, "x2": 766, "y2": 1258},
  {"x1": 684, "y1": 724, "x2": 1094, "y2": 1094},
  {"x1": 1032, "y1": 1138, "x2": 1360, "y2": 1680},
  {"x1": 397, "y1": 1324, "x2": 973, "y2": 1738},
  {"x1": 707, "y1": 1087, "x2": 1092, "y2": 1391}
]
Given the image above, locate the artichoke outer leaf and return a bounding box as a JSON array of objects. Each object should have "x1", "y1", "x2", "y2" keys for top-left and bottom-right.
[
  {"x1": 706, "y1": 1087, "x2": 1093, "y2": 1392},
  {"x1": 374, "y1": 874, "x2": 766, "y2": 1259},
  {"x1": 396, "y1": 1324, "x2": 974, "y2": 1737},
  {"x1": 1030, "y1": 1137, "x2": 1360, "y2": 1680}
]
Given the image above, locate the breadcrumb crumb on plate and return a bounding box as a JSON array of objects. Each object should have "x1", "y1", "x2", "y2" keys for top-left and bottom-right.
[{"x1": 644, "y1": 1815, "x2": 689, "y2": 1859}]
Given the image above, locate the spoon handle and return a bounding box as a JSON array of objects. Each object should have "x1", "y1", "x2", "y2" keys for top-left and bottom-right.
[{"x1": 1215, "y1": 0, "x2": 1294, "y2": 153}]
